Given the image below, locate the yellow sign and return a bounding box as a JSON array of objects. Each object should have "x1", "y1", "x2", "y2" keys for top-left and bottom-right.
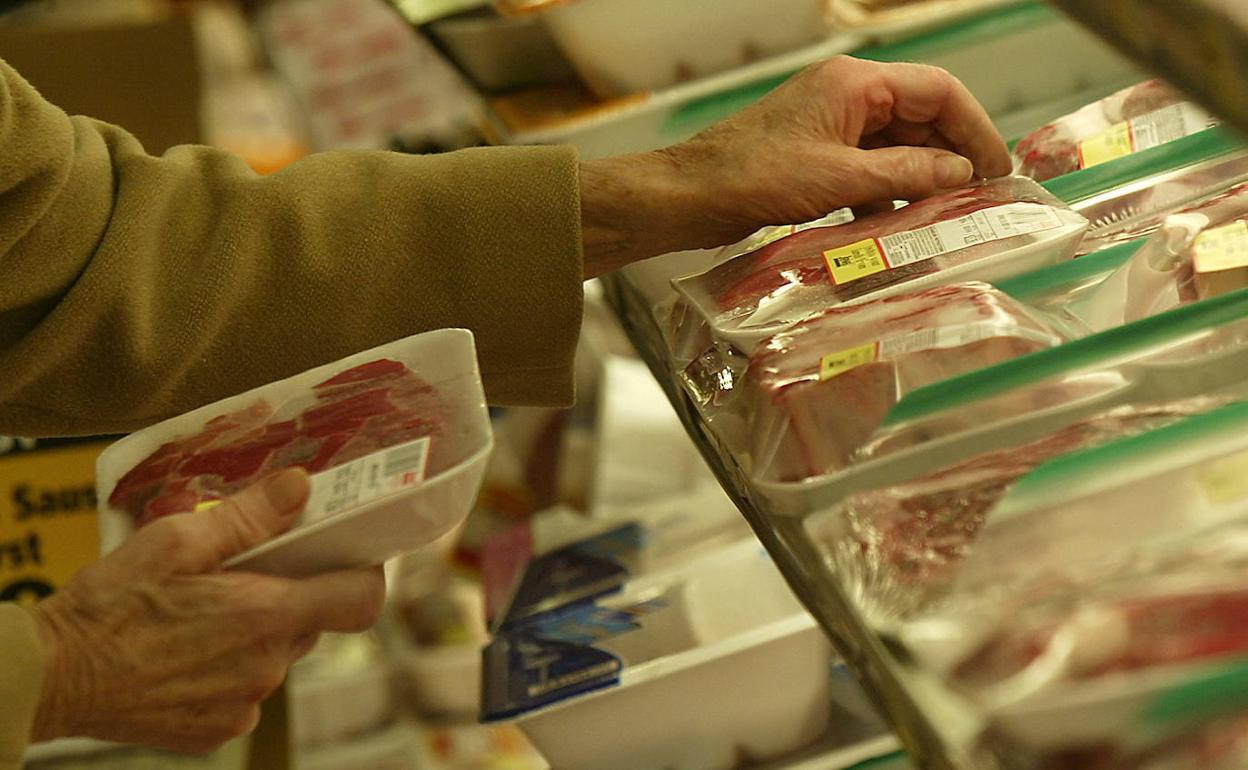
[
  {"x1": 0, "y1": 441, "x2": 109, "y2": 607},
  {"x1": 819, "y1": 343, "x2": 879, "y2": 381},
  {"x1": 1079, "y1": 121, "x2": 1134, "y2": 169},
  {"x1": 1193, "y1": 220, "x2": 1248, "y2": 273},
  {"x1": 823, "y1": 238, "x2": 888, "y2": 286}
]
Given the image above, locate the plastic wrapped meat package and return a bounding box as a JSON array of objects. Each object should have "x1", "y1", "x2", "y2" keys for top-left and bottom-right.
[
  {"x1": 672, "y1": 176, "x2": 1087, "y2": 352},
  {"x1": 862, "y1": 284, "x2": 1248, "y2": 468},
  {"x1": 1077, "y1": 183, "x2": 1248, "y2": 333},
  {"x1": 805, "y1": 398, "x2": 1224, "y2": 623},
  {"x1": 96, "y1": 329, "x2": 493, "y2": 576},
  {"x1": 1072, "y1": 153, "x2": 1248, "y2": 257},
  {"x1": 1013, "y1": 80, "x2": 1217, "y2": 182},
  {"x1": 880, "y1": 399, "x2": 1248, "y2": 762},
  {"x1": 961, "y1": 577, "x2": 1248, "y2": 767},
  {"x1": 744, "y1": 282, "x2": 1065, "y2": 484}
]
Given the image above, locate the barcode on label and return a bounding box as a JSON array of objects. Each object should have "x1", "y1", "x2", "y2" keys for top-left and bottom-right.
[
  {"x1": 303, "y1": 436, "x2": 432, "y2": 524},
  {"x1": 384, "y1": 440, "x2": 429, "y2": 478}
]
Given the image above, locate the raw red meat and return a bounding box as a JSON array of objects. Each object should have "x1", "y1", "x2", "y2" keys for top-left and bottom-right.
[
  {"x1": 1013, "y1": 80, "x2": 1204, "y2": 183},
  {"x1": 957, "y1": 586, "x2": 1248, "y2": 693},
  {"x1": 824, "y1": 401, "x2": 1218, "y2": 618},
  {"x1": 748, "y1": 283, "x2": 1063, "y2": 482},
  {"x1": 109, "y1": 359, "x2": 445, "y2": 526},
  {"x1": 675, "y1": 177, "x2": 1079, "y2": 342}
]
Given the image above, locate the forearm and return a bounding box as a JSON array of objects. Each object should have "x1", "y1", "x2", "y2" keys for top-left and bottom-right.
[{"x1": 0, "y1": 60, "x2": 583, "y2": 437}]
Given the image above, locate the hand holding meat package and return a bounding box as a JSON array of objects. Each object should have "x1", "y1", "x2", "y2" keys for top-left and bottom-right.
[
  {"x1": 672, "y1": 176, "x2": 1087, "y2": 351},
  {"x1": 1080, "y1": 183, "x2": 1248, "y2": 332},
  {"x1": 746, "y1": 282, "x2": 1065, "y2": 484},
  {"x1": 1013, "y1": 80, "x2": 1218, "y2": 182},
  {"x1": 96, "y1": 330, "x2": 493, "y2": 576}
]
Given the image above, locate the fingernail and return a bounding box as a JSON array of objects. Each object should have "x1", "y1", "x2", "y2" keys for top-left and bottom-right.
[
  {"x1": 935, "y1": 154, "x2": 974, "y2": 187},
  {"x1": 264, "y1": 469, "x2": 309, "y2": 514}
]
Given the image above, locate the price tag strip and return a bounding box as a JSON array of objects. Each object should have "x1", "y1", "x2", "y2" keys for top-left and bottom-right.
[
  {"x1": 303, "y1": 436, "x2": 432, "y2": 524},
  {"x1": 819, "y1": 321, "x2": 1062, "y2": 382},
  {"x1": 821, "y1": 203, "x2": 1066, "y2": 286}
]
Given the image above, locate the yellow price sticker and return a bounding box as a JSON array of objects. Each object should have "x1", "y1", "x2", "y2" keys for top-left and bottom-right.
[
  {"x1": 819, "y1": 342, "x2": 879, "y2": 381},
  {"x1": 1193, "y1": 220, "x2": 1248, "y2": 273},
  {"x1": 1079, "y1": 121, "x2": 1135, "y2": 169},
  {"x1": 1200, "y1": 449, "x2": 1248, "y2": 506},
  {"x1": 823, "y1": 238, "x2": 888, "y2": 286}
]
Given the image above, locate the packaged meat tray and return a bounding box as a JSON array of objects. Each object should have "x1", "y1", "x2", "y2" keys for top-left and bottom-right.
[
  {"x1": 949, "y1": 567, "x2": 1248, "y2": 758},
  {"x1": 1012, "y1": 80, "x2": 1218, "y2": 182},
  {"x1": 936, "y1": 399, "x2": 1248, "y2": 621},
  {"x1": 1069, "y1": 148, "x2": 1248, "y2": 257},
  {"x1": 481, "y1": 539, "x2": 835, "y2": 770},
  {"x1": 1077, "y1": 183, "x2": 1248, "y2": 333},
  {"x1": 746, "y1": 282, "x2": 1065, "y2": 484},
  {"x1": 807, "y1": 399, "x2": 1219, "y2": 622},
  {"x1": 860, "y1": 282, "x2": 1248, "y2": 468},
  {"x1": 672, "y1": 176, "x2": 1087, "y2": 352},
  {"x1": 97, "y1": 329, "x2": 493, "y2": 577}
]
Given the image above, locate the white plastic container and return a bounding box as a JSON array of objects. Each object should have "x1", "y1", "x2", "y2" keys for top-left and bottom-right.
[
  {"x1": 290, "y1": 634, "x2": 397, "y2": 749},
  {"x1": 96, "y1": 329, "x2": 493, "y2": 577},
  {"x1": 483, "y1": 540, "x2": 835, "y2": 770},
  {"x1": 526, "y1": 0, "x2": 830, "y2": 99}
]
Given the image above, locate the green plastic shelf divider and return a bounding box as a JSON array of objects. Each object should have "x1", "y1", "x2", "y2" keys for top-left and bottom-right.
[
  {"x1": 663, "y1": 0, "x2": 1051, "y2": 138},
  {"x1": 1042, "y1": 126, "x2": 1244, "y2": 204},
  {"x1": 852, "y1": 0, "x2": 1053, "y2": 63},
  {"x1": 881, "y1": 284, "x2": 1248, "y2": 427},
  {"x1": 1005, "y1": 398, "x2": 1248, "y2": 511},
  {"x1": 996, "y1": 238, "x2": 1145, "y2": 301}
]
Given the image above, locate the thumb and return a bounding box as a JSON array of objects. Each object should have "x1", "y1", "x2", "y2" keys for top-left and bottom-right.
[
  {"x1": 169, "y1": 469, "x2": 311, "y2": 572},
  {"x1": 840, "y1": 147, "x2": 975, "y2": 207}
]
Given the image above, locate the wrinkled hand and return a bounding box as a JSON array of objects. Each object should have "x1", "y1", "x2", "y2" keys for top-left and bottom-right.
[
  {"x1": 28, "y1": 469, "x2": 385, "y2": 753},
  {"x1": 580, "y1": 55, "x2": 1013, "y2": 276}
]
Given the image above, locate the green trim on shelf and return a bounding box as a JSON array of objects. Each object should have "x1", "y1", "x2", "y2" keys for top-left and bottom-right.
[
  {"x1": 662, "y1": 1, "x2": 1053, "y2": 139},
  {"x1": 1042, "y1": 127, "x2": 1244, "y2": 204},
  {"x1": 881, "y1": 284, "x2": 1248, "y2": 427},
  {"x1": 1004, "y1": 399, "x2": 1248, "y2": 510},
  {"x1": 997, "y1": 239, "x2": 1144, "y2": 301},
  {"x1": 1145, "y1": 659, "x2": 1248, "y2": 728},
  {"x1": 852, "y1": 0, "x2": 1053, "y2": 63}
]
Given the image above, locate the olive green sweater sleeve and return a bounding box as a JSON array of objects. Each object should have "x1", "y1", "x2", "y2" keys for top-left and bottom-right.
[
  {"x1": 0, "y1": 605, "x2": 41, "y2": 770},
  {"x1": 0, "y1": 59, "x2": 584, "y2": 438}
]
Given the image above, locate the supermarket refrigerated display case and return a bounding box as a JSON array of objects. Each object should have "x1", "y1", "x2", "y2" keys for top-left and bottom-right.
[{"x1": 573, "y1": 4, "x2": 1248, "y2": 767}]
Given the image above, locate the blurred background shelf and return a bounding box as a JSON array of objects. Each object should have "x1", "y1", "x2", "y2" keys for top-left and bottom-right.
[{"x1": 1047, "y1": 0, "x2": 1248, "y2": 138}]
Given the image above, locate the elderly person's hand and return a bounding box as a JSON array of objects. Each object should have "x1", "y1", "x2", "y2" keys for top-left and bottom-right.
[
  {"x1": 580, "y1": 55, "x2": 1013, "y2": 276},
  {"x1": 27, "y1": 469, "x2": 384, "y2": 753}
]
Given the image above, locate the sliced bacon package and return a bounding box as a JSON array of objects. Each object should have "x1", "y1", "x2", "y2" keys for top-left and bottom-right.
[
  {"x1": 746, "y1": 282, "x2": 1065, "y2": 484},
  {"x1": 97, "y1": 329, "x2": 493, "y2": 577},
  {"x1": 672, "y1": 176, "x2": 1087, "y2": 352},
  {"x1": 1012, "y1": 80, "x2": 1218, "y2": 183}
]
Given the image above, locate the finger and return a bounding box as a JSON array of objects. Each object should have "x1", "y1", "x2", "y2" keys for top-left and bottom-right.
[
  {"x1": 878, "y1": 62, "x2": 1011, "y2": 178},
  {"x1": 290, "y1": 634, "x2": 320, "y2": 664},
  {"x1": 169, "y1": 469, "x2": 311, "y2": 572},
  {"x1": 839, "y1": 146, "x2": 974, "y2": 207},
  {"x1": 877, "y1": 118, "x2": 938, "y2": 148},
  {"x1": 283, "y1": 566, "x2": 386, "y2": 636}
]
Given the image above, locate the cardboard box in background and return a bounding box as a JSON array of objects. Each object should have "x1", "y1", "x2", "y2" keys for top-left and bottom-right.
[{"x1": 0, "y1": 10, "x2": 202, "y2": 154}]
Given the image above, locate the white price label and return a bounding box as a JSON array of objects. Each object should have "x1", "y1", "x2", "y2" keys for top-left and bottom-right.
[{"x1": 303, "y1": 436, "x2": 431, "y2": 523}]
